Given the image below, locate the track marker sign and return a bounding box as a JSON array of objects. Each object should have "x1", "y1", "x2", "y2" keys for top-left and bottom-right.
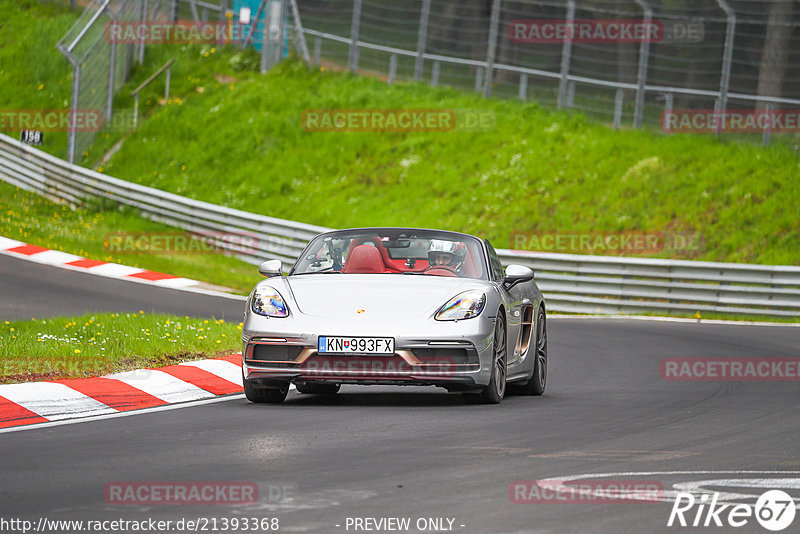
[{"x1": 20, "y1": 130, "x2": 42, "y2": 146}]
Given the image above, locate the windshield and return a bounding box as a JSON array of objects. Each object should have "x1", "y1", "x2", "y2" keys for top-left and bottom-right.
[{"x1": 292, "y1": 229, "x2": 487, "y2": 280}]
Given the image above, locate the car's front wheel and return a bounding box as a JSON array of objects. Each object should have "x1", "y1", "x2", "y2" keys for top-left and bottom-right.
[
  {"x1": 243, "y1": 378, "x2": 289, "y2": 403},
  {"x1": 471, "y1": 314, "x2": 507, "y2": 404}
]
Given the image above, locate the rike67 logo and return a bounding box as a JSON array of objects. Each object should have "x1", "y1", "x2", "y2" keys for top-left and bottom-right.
[{"x1": 668, "y1": 490, "x2": 796, "y2": 531}]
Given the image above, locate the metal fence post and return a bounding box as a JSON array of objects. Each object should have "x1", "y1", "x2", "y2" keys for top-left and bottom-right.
[
  {"x1": 106, "y1": 39, "x2": 116, "y2": 122},
  {"x1": 663, "y1": 92, "x2": 674, "y2": 132},
  {"x1": 388, "y1": 54, "x2": 397, "y2": 84},
  {"x1": 414, "y1": 0, "x2": 431, "y2": 82},
  {"x1": 219, "y1": 0, "x2": 229, "y2": 46},
  {"x1": 138, "y1": 0, "x2": 148, "y2": 64},
  {"x1": 566, "y1": 81, "x2": 575, "y2": 108},
  {"x1": 483, "y1": 0, "x2": 501, "y2": 98},
  {"x1": 348, "y1": 0, "x2": 362, "y2": 73},
  {"x1": 165, "y1": 63, "x2": 171, "y2": 100},
  {"x1": 475, "y1": 66, "x2": 483, "y2": 92},
  {"x1": 171, "y1": 0, "x2": 179, "y2": 23},
  {"x1": 558, "y1": 0, "x2": 575, "y2": 108},
  {"x1": 518, "y1": 73, "x2": 527, "y2": 101},
  {"x1": 431, "y1": 61, "x2": 440, "y2": 86},
  {"x1": 67, "y1": 64, "x2": 80, "y2": 164},
  {"x1": 762, "y1": 103, "x2": 773, "y2": 146},
  {"x1": 613, "y1": 88, "x2": 623, "y2": 129},
  {"x1": 633, "y1": 0, "x2": 652, "y2": 128},
  {"x1": 715, "y1": 0, "x2": 736, "y2": 131},
  {"x1": 313, "y1": 37, "x2": 321, "y2": 66}
]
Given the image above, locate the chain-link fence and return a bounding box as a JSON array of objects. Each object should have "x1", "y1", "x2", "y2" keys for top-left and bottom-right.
[
  {"x1": 55, "y1": 0, "x2": 309, "y2": 162},
  {"x1": 295, "y1": 0, "x2": 800, "y2": 145},
  {"x1": 56, "y1": 0, "x2": 173, "y2": 163},
  {"x1": 55, "y1": 0, "x2": 800, "y2": 154}
]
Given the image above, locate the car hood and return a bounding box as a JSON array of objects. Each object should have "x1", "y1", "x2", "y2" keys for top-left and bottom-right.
[{"x1": 277, "y1": 274, "x2": 487, "y2": 319}]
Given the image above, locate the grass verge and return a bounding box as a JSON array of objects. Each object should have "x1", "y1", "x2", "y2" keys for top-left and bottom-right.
[
  {"x1": 0, "y1": 181, "x2": 261, "y2": 293},
  {"x1": 0, "y1": 312, "x2": 242, "y2": 384}
]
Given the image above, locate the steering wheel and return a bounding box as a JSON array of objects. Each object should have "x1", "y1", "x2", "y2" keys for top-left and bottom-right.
[{"x1": 424, "y1": 265, "x2": 458, "y2": 276}]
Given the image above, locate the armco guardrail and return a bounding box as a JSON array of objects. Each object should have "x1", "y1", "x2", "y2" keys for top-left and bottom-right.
[{"x1": 1, "y1": 133, "x2": 799, "y2": 318}]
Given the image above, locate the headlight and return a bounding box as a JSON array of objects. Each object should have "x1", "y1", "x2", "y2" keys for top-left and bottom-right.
[
  {"x1": 435, "y1": 290, "x2": 486, "y2": 321},
  {"x1": 252, "y1": 286, "x2": 288, "y2": 317}
]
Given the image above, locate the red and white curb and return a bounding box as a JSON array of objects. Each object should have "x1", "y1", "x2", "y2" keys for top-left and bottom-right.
[
  {"x1": 0, "y1": 354, "x2": 244, "y2": 430},
  {"x1": 0, "y1": 236, "x2": 221, "y2": 291}
]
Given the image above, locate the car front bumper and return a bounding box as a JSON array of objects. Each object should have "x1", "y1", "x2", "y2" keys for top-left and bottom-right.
[{"x1": 241, "y1": 313, "x2": 497, "y2": 389}]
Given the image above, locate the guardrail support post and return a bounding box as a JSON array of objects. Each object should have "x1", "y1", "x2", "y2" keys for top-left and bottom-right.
[
  {"x1": 348, "y1": 0, "x2": 362, "y2": 73},
  {"x1": 566, "y1": 81, "x2": 575, "y2": 108},
  {"x1": 558, "y1": 0, "x2": 575, "y2": 108},
  {"x1": 475, "y1": 66, "x2": 483, "y2": 93},
  {"x1": 518, "y1": 73, "x2": 528, "y2": 101},
  {"x1": 414, "y1": 0, "x2": 431, "y2": 82}
]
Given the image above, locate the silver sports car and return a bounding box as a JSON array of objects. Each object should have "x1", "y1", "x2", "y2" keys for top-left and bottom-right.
[{"x1": 241, "y1": 228, "x2": 547, "y2": 404}]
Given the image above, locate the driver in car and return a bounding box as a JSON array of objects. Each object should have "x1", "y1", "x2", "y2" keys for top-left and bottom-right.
[{"x1": 425, "y1": 240, "x2": 466, "y2": 275}]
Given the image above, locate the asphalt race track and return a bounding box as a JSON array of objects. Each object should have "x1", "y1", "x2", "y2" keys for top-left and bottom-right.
[{"x1": 1, "y1": 258, "x2": 799, "y2": 534}]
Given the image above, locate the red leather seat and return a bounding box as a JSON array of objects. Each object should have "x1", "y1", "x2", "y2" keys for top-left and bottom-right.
[{"x1": 343, "y1": 245, "x2": 385, "y2": 273}]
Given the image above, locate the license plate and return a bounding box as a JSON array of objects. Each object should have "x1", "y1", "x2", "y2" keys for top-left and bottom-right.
[{"x1": 317, "y1": 336, "x2": 395, "y2": 355}]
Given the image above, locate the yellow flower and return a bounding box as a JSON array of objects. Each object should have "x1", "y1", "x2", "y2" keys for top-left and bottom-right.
[
  {"x1": 203, "y1": 320, "x2": 208, "y2": 324},
  {"x1": 139, "y1": 310, "x2": 144, "y2": 314},
  {"x1": 97, "y1": 166, "x2": 104, "y2": 173},
  {"x1": 74, "y1": 349, "x2": 81, "y2": 354},
  {"x1": 181, "y1": 165, "x2": 186, "y2": 171},
  {"x1": 37, "y1": 83, "x2": 44, "y2": 90},
  {"x1": 9, "y1": 327, "x2": 14, "y2": 332}
]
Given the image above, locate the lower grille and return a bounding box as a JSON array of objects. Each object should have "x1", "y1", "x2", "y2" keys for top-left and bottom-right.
[
  {"x1": 411, "y1": 348, "x2": 476, "y2": 365},
  {"x1": 251, "y1": 344, "x2": 304, "y2": 362}
]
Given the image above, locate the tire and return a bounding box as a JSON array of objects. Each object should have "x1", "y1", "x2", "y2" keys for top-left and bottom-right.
[
  {"x1": 296, "y1": 382, "x2": 341, "y2": 395},
  {"x1": 243, "y1": 378, "x2": 289, "y2": 404},
  {"x1": 514, "y1": 307, "x2": 547, "y2": 396},
  {"x1": 471, "y1": 313, "x2": 507, "y2": 404}
]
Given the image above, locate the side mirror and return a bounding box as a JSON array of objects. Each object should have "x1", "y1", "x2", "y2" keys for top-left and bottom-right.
[
  {"x1": 503, "y1": 264, "x2": 534, "y2": 289},
  {"x1": 258, "y1": 259, "x2": 282, "y2": 277}
]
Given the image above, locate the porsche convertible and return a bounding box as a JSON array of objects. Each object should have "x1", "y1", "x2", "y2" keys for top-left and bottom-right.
[{"x1": 241, "y1": 228, "x2": 547, "y2": 404}]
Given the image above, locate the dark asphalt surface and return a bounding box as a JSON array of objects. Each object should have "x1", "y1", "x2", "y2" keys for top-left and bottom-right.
[
  {"x1": 0, "y1": 253, "x2": 244, "y2": 321},
  {"x1": 1, "y1": 257, "x2": 800, "y2": 534}
]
